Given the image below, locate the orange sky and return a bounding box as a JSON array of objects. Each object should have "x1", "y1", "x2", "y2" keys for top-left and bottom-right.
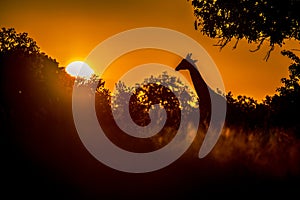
[{"x1": 0, "y1": 0, "x2": 298, "y2": 100}]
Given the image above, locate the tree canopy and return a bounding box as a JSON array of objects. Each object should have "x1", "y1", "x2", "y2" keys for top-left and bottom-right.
[
  {"x1": 190, "y1": 0, "x2": 300, "y2": 59},
  {"x1": 0, "y1": 27, "x2": 40, "y2": 54}
]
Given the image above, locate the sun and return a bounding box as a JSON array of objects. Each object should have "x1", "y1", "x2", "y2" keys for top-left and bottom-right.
[{"x1": 65, "y1": 61, "x2": 94, "y2": 79}]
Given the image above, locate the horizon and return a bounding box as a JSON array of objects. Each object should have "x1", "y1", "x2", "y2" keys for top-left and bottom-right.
[{"x1": 1, "y1": 0, "x2": 299, "y2": 100}]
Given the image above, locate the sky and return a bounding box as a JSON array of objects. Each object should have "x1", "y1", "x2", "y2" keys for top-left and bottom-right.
[{"x1": 0, "y1": 0, "x2": 299, "y2": 100}]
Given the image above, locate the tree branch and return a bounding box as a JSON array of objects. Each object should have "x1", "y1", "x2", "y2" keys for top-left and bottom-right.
[
  {"x1": 213, "y1": 38, "x2": 231, "y2": 51},
  {"x1": 249, "y1": 38, "x2": 265, "y2": 52},
  {"x1": 232, "y1": 39, "x2": 240, "y2": 50},
  {"x1": 264, "y1": 45, "x2": 275, "y2": 61}
]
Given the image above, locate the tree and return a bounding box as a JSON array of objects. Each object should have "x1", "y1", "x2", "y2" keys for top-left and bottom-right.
[
  {"x1": 0, "y1": 27, "x2": 40, "y2": 54},
  {"x1": 269, "y1": 50, "x2": 300, "y2": 131},
  {"x1": 277, "y1": 50, "x2": 300, "y2": 96},
  {"x1": 190, "y1": 0, "x2": 300, "y2": 60},
  {"x1": 111, "y1": 71, "x2": 197, "y2": 128}
]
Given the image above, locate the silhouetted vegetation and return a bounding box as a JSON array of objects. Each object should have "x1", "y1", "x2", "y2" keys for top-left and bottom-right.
[
  {"x1": 189, "y1": 0, "x2": 300, "y2": 60},
  {"x1": 225, "y1": 50, "x2": 300, "y2": 136},
  {"x1": 1, "y1": 27, "x2": 299, "y2": 198}
]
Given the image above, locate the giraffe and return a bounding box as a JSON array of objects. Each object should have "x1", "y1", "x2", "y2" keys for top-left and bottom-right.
[
  {"x1": 175, "y1": 53, "x2": 214, "y2": 128},
  {"x1": 175, "y1": 53, "x2": 227, "y2": 158}
]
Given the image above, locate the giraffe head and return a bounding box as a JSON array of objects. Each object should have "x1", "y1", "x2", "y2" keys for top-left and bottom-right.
[{"x1": 175, "y1": 53, "x2": 198, "y2": 71}]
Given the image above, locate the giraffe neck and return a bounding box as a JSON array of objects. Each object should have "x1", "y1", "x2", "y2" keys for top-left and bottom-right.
[
  {"x1": 187, "y1": 65, "x2": 212, "y2": 124},
  {"x1": 188, "y1": 66, "x2": 211, "y2": 99}
]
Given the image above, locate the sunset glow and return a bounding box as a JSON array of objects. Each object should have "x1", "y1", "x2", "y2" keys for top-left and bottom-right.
[
  {"x1": 1, "y1": 0, "x2": 298, "y2": 100},
  {"x1": 1, "y1": 0, "x2": 300, "y2": 198}
]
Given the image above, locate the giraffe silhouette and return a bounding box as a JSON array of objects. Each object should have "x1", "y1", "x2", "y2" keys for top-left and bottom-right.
[
  {"x1": 176, "y1": 53, "x2": 227, "y2": 157},
  {"x1": 175, "y1": 53, "x2": 214, "y2": 129}
]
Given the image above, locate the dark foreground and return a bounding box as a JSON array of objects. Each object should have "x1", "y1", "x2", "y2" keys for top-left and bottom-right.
[{"x1": 2, "y1": 125, "x2": 300, "y2": 199}]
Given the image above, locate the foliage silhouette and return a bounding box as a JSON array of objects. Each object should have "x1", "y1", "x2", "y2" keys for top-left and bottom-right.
[
  {"x1": 99, "y1": 71, "x2": 198, "y2": 152},
  {"x1": 0, "y1": 27, "x2": 40, "y2": 54},
  {"x1": 267, "y1": 50, "x2": 300, "y2": 133},
  {"x1": 112, "y1": 71, "x2": 197, "y2": 126},
  {"x1": 0, "y1": 43, "x2": 76, "y2": 198},
  {"x1": 189, "y1": 0, "x2": 300, "y2": 60},
  {"x1": 225, "y1": 49, "x2": 300, "y2": 135}
]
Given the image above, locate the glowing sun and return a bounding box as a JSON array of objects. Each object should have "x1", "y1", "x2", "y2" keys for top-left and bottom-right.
[{"x1": 65, "y1": 61, "x2": 94, "y2": 79}]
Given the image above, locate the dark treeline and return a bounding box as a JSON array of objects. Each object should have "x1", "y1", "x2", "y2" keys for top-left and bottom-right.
[
  {"x1": 226, "y1": 49, "x2": 300, "y2": 134},
  {"x1": 1, "y1": 27, "x2": 299, "y2": 198}
]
